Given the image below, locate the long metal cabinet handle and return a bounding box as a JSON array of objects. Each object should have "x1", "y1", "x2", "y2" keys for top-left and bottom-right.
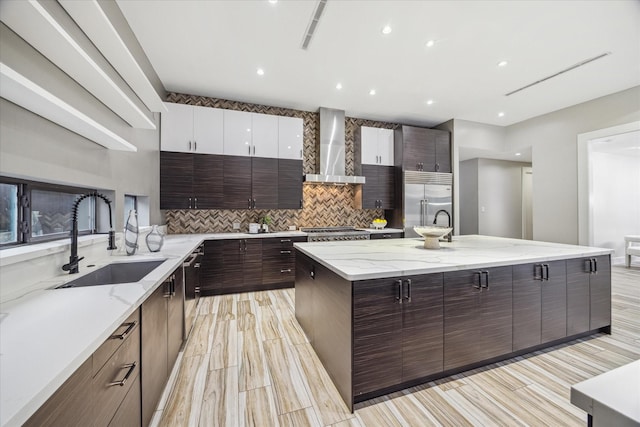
[
  {"x1": 534, "y1": 264, "x2": 544, "y2": 281},
  {"x1": 248, "y1": 198, "x2": 252, "y2": 209},
  {"x1": 188, "y1": 197, "x2": 192, "y2": 209},
  {"x1": 280, "y1": 239, "x2": 291, "y2": 243},
  {"x1": 396, "y1": 279, "x2": 403, "y2": 304},
  {"x1": 194, "y1": 141, "x2": 197, "y2": 151},
  {"x1": 253, "y1": 146, "x2": 256, "y2": 155},
  {"x1": 110, "y1": 321, "x2": 138, "y2": 340},
  {"x1": 188, "y1": 141, "x2": 192, "y2": 151},
  {"x1": 482, "y1": 271, "x2": 490, "y2": 289},
  {"x1": 280, "y1": 250, "x2": 292, "y2": 254},
  {"x1": 542, "y1": 264, "x2": 549, "y2": 280},
  {"x1": 107, "y1": 362, "x2": 137, "y2": 387},
  {"x1": 592, "y1": 258, "x2": 598, "y2": 274},
  {"x1": 194, "y1": 198, "x2": 198, "y2": 209},
  {"x1": 405, "y1": 279, "x2": 412, "y2": 302},
  {"x1": 473, "y1": 272, "x2": 482, "y2": 290},
  {"x1": 280, "y1": 269, "x2": 292, "y2": 273}
]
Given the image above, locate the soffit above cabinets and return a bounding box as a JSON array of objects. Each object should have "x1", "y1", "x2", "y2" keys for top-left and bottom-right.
[
  {"x1": 0, "y1": 63, "x2": 137, "y2": 152},
  {"x1": 0, "y1": 0, "x2": 156, "y2": 130}
]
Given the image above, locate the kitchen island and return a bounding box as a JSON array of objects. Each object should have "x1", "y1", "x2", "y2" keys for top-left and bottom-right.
[{"x1": 294, "y1": 235, "x2": 613, "y2": 411}]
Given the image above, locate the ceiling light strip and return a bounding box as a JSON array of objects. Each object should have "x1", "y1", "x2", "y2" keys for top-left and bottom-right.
[
  {"x1": 505, "y1": 52, "x2": 612, "y2": 97},
  {"x1": 301, "y1": 0, "x2": 327, "y2": 50}
]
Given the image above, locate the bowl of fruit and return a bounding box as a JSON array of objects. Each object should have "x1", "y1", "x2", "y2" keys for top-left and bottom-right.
[{"x1": 371, "y1": 218, "x2": 387, "y2": 229}]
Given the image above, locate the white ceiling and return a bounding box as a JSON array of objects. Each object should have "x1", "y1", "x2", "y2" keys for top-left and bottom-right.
[{"x1": 116, "y1": 0, "x2": 640, "y2": 128}]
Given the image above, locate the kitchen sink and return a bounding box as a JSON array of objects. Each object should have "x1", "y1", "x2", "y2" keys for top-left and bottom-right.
[{"x1": 55, "y1": 260, "x2": 166, "y2": 289}]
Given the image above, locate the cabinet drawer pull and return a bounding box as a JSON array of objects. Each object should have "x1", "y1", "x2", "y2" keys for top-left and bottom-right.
[
  {"x1": 280, "y1": 239, "x2": 292, "y2": 243},
  {"x1": 405, "y1": 279, "x2": 412, "y2": 302},
  {"x1": 473, "y1": 272, "x2": 482, "y2": 290},
  {"x1": 396, "y1": 279, "x2": 403, "y2": 304},
  {"x1": 194, "y1": 197, "x2": 198, "y2": 209},
  {"x1": 280, "y1": 250, "x2": 292, "y2": 254},
  {"x1": 110, "y1": 321, "x2": 138, "y2": 340},
  {"x1": 542, "y1": 264, "x2": 550, "y2": 281},
  {"x1": 194, "y1": 141, "x2": 197, "y2": 151},
  {"x1": 188, "y1": 141, "x2": 192, "y2": 151},
  {"x1": 280, "y1": 269, "x2": 292, "y2": 273},
  {"x1": 591, "y1": 258, "x2": 598, "y2": 274},
  {"x1": 482, "y1": 271, "x2": 490, "y2": 289},
  {"x1": 534, "y1": 264, "x2": 544, "y2": 281},
  {"x1": 107, "y1": 362, "x2": 137, "y2": 387}
]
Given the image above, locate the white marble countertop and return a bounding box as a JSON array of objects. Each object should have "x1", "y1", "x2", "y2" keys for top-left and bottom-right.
[
  {"x1": 294, "y1": 235, "x2": 613, "y2": 281},
  {"x1": 0, "y1": 230, "x2": 304, "y2": 427},
  {"x1": 571, "y1": 360, "x2": 640, "y2": 426}
]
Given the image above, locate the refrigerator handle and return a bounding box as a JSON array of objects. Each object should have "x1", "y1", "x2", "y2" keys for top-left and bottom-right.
[{"x1": 421, "y1": 199, "x2": 429, "y2": 226}]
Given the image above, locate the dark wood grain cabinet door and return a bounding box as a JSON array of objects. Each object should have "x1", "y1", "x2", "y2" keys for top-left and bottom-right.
[
  {"x1": 443, "y1": 269, "x2": 484, "y2": 370},
  {"x1": 434, "y1": 131, "x2": 451, "y2": 173},
  {"x1": 353, "y1": 277, "x2": 403, "y2": 396},
  {"x1": 566, "y1": 258, "x2": 591, "y2": 335},
  {"x1": 360, "y1": 164, "x2": 380, "y2": 209},
  {"x1": 401, "y1": 273, "x2": 443, "y2": 382},
  {"x1": 590, "y1": 255, "x2": 611, "y2": 330},
  {"x1": 193, "y1": 153, "x2": 223, "y2": 209},
  {"x1": 243, "y1": 238, "x2": 263, "y2": 287},
  {"x1": 379, "y1": 165, "x2": 395, "y2": 209},
  {"x1": 278, "y1": 159, "x2": 303, "y2": 209},
  {"x1": 480, "y1": 266, "x2": 513, "y2": 361},
  {"x1": 512, "y1": 263, "x2": 542, "y2": 351},
  {"x1": 222, "y1": 239, "x2": 245, "y2": 290},
  {"x1": 444, "y1": 266, "x2": 512, "y2": 370},
  {"x1": 160, "y1": 151, "x2": 193, "y2": 209},
  {"x1": 223, "y1": 156, "x2": 252, "y2": 209},
  {"x1": 200, "y1": 240, "x2": 224, "y2": 295},
  {"x1": 401, "y1": 126, "x2": 433, "y2": 171},
  {"x1": 251, "y1": 157, "x2": 278, "y2": 209},
  {"x1": 541, "y1": 260, "x2": 567, "y2": 342},
  {"x1": 141, "y1": 286, "x2": 169, "y2": 427}
]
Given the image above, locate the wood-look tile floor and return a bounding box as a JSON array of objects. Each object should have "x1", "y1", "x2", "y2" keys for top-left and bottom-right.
[{"x1": 157, "y1": 266, "x2": 640, "y2": 426}]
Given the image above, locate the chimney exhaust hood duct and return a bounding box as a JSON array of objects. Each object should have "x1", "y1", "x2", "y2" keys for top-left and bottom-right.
[{"x1": 305, "y1": 107, "x2": 366, "y2": 184}]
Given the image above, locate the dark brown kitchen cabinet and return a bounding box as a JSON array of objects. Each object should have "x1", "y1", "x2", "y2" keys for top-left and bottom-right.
[
  {"x1": 443, "y1": 266, "x2": 512, "y2": 371},
  {"x1": 160, "y1": 151, "x2": 223, "y2": 209},
  {"x1": 353, "y1": 273, "x2": 443, "y2": 397},
  {"x1": 566, "y1": 255, "x2": 611, "y2": 335},
  {"x1": 395, "y1": 126, "x2": 451, "y2": 173},
  {"x1": 357, "y1": 165, "x2": 395, "y2": 209},
  {"x1": 223, "y1": 156, "x2": 279, "y2": 209},
  {"x1": 141, "y1": 267, "x2": 184, "y2": 427},
  {"x1": 512, "y1": 261, "x2": 566, "y2": 351},
  {"x1": 24, "y1": 358, "x2": 94, "y2": 427},
  {"x1": 278, "y1": 159, "x2": 303, "y2": 209},
  {"x1": 220, "y1": 238, "x2": 263, "y2": 293},
  {"x1": 200, "y1": 240, "x2": 224, "y2": 294},
  {"x1": 262, "y1": 236, "x2": 306, "y2": 286}
]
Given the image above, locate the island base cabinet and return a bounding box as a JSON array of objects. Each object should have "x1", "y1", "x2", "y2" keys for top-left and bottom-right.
[
  {"x1": 444, "y1": 266, "x2": 512, "y2": 371},
  {"x1": 589, "y1": 255, "x2": 611, "y2": 330},
  {"x1": 566, "y1": 259, "x2": 592, "y2": 335},
  {"x1": 541, "y1": 261, "x2": 567, "y2": 342},
  {"x1": 352, "y1": 274, "x2": 444, "y2": 397}
]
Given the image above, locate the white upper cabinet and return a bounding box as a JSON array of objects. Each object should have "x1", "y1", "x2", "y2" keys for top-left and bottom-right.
[
  {"x1": 161, "y1": 102, "x2": 193, "y2": 152},
  {"x1": 360, "y1": 126, "x2": 394, "y2": 166},
  {"x1": 251, "y1": 113, "x2": 278, "y2": 158},
  {"x1": 278, "y1": 116, "x2": 303, "y2": 160},
  {"x1": 193, "y1": 105, "x2": 223, "y2": 154},
  {"x1": 223, "y1": 110, "x2": 252, "y2": 156},
  {"x1": 161, "y1": 102, "x2": 223, "y2": 154}
]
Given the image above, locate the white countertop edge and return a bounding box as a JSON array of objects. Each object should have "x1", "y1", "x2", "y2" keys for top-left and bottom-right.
[
  {"x1": 293, "y1": 236, "x2": 614, "y2": 282},
  {"x1": 570, "y1": 360, "x2": 640, "y2": 423},
  {"x1": 359, "y1": 228, "x2": 404, "y2": 234}
]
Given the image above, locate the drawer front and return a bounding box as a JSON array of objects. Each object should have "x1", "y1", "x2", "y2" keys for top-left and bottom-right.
[
  {"x1": 108, "y1": 374, "x2": 141, "y2": 427},
  {"x1": 93, "y1": 321, "x2": 141, "y2": 427},
  {"x1": 93, "y1": 310, "x2": 139, "y2": 377}
]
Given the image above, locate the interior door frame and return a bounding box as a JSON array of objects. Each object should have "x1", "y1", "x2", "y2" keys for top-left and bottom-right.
[{"x1": 576, "y1": 121, "x2": 640, "y2": 246}]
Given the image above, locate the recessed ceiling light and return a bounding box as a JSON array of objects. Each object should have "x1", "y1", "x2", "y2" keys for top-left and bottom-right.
[
  {"x1": 498, "y1": 60, "x2": 508, "y2": 67},
  {"x1": 369, "y1": 89, "x2": 376, "y2": 95},
  {"x1": 498, "y1": 112, "x2": 505, "y2": 117},
  {"x1": 515, "y1": 152, "x2": 521, "y2": 156},
  {"x1": 381, "y1": 25, "x2": 392, "y2": 35},
  {"x1": 268, "y1": 0, "x2": 278, "y2": 3},
  {"x1": 426, "y1": 40, "x2": 436, "y2": 48},
  {"x1": 256, "y1": 68, "x2": 264, "y2": 76},
  {"x1": 336, "y1": 83, "x2": 342, "y2": 90},
  {"x1": 426, "y1": 99, "x2": 434, "y2": 105}
]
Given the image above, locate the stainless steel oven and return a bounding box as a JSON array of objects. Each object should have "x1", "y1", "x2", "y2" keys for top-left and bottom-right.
[
  {"x1": 301, "y1": 226, "x2": 370, "y2": 242},
  {"x1": 183, "y1": 244, "x2": 203, "y2": 339}
]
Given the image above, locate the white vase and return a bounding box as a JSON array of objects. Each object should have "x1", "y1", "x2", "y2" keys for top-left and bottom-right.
[
  {"x1": 146, "y1": 225, "x2": 164, "y2": 252},
  {"x1": 124, "y1": 210, "x2": 139, "y2": 256}
]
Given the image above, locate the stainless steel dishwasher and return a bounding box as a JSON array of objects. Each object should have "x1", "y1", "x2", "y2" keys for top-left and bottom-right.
[{"x1": 183, "y1": 244, "x2": 203, "y2": 339}]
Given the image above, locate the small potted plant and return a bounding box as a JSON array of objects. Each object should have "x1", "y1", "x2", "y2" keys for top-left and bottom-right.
[{"x1": 259, "y1": 215, "x2": 272, "y2": 233}]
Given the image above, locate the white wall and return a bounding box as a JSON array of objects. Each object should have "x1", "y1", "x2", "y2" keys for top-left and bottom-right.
[
  {"x1": 459, "y1": 159, "x2": 478, "y2": 234},
  {"x1": 506, "y1": 86, "x2": 640, "y2": 244},
  {"x1": 590, "y1": 151, "x2": 640, "y2": 260}
]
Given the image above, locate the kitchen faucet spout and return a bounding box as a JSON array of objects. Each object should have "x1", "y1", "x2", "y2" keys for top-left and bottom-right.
[
  {"x1": 433, "y1": 209, "x2": 452, "y2": 242},
  {"x1": 62, "y1": 192, "x2": 117, "y2": 274}
]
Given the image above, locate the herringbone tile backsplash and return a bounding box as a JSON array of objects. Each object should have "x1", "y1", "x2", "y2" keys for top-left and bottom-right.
[{"x1": 165, "y1": 93, "x2": 398, "y2": 234}]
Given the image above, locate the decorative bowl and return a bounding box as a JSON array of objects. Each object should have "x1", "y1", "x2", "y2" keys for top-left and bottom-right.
[
  {"x1": 372, "y1": 220, "x2": 387, "y2": 230},
  {"x1": 413, "y1": 226, "x2": 453, "y2": 249}
]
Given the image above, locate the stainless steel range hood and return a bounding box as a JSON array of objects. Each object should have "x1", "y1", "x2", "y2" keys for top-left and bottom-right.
[{"x1": 304, "y1": 107, "x2": 366, "y2": 184}]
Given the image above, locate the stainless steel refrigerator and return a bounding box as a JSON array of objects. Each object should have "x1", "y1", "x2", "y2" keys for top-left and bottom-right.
[{"x1": 403, "y1": 171, "x2": 453, "y2": 238}]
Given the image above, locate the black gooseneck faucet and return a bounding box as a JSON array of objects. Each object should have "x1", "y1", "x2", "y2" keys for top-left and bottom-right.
[
  {"x1": 62, "y1": 192, "x2": 117, "y2": 274},
  {"x1": 433, "y1": 209, "x2": 453, "y2": 242}
]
